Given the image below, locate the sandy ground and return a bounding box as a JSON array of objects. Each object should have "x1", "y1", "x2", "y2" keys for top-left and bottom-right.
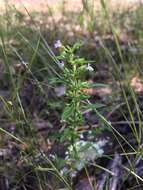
[{"x1": 0, "y1": 0, "x2": 143, "y2": 12}]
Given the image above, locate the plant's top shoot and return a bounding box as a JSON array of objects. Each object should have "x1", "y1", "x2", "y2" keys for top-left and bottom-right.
[{"x1": 54, "y1": 40, "x2": 94, "y2": 143}]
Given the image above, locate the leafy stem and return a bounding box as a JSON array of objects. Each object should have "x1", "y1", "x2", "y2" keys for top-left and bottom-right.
[{"x1": 54, "y1": 41, "x2": 94, "y2": 155}]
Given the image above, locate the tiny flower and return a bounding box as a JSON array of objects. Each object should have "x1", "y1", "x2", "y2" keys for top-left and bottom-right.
[
  {"x1": 22, "y1": 61, "x2": 28, "y2": 66},
  {"x1": 54, "y1": 40, "x2": 62, "y2": 48},
  {"x1": 85, "y1": 63, "x2": 94, "y2": 71},
  {"x1": 58, "y1": 61, "x2": 64, "y2": 68},
  {"x1": 49, "y1": 154, "x2": 56, "y2": 159},
  {"x1": 80, "y1": 134, "x2": 84, "y2": 139},
  {"x1": 55, "y1": 86, "x2": 66, "y2": 97},
  {"x1": 60, "y1": 167, "x2": 68, "y2": 175}
]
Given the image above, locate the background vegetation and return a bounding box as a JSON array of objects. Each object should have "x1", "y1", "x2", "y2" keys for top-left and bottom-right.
[{"x1": 1, "y1": 0, "x2": 143, "y2": 189}]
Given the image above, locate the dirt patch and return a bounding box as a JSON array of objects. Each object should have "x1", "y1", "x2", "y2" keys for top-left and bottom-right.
[{"x1": 0, "y1": 0, "x2": 142, "y2": 13}]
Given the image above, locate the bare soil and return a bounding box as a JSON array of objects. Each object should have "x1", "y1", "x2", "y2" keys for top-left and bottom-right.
[{"x1": 0, "y1": 0, "x2": 143, "y2": 12}]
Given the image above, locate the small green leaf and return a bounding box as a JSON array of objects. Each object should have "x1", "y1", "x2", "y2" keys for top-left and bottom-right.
[
  {"x1": 86, "y1": 103, "x2": 105, "y2": 110},
  {"x1": 61, "y1": 104, "x2": 74, "y2": 121},
  {"x1": 89, "y1": 83, "x2": 107, "y2": 88}
]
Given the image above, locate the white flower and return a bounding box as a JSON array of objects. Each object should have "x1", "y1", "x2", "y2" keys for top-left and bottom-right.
[
  {"x1": 85, "y1": 63, "x2": 94, "y2": 71},
  {"x1": 54, "y1": 40, "x2": 62, "y2": 48},
  {"x1": 57, "y1": 61, "x2": 64, "y2": 68},
  {"x1": 55, "y1": 86, "x2": 66, "y2": 97},
  {"x1": 80, "y1": 134, "x2": 84, "y2": 139},
  {"x1": 49, "y1": 154, "x2": 56, "y2": 159},
  {"x1": 21, "y1": 61, "x2": 28, "y2": 66},
  {"x1": 60, "y1": 167, "x2": 68, "y2": 175}
]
